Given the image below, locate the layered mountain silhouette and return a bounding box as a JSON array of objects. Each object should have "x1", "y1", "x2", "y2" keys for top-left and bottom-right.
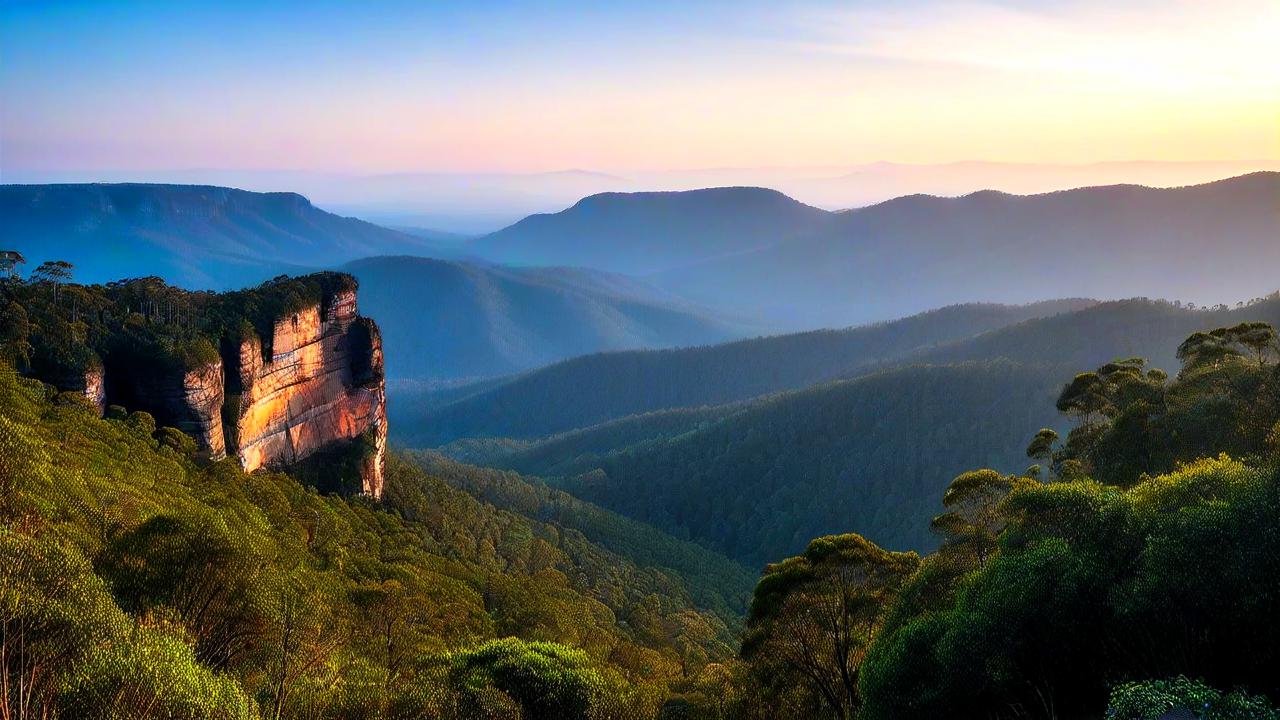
[
  {"x1": 471, "y1": 173, "x2": 1280, "y2": 328},
  {"x1": 1, "y1": 183, "x2": 743, "y2": 382},
  {"x1": 8, "y1": 174, "x2": 1276, "y2": 386},
  {"x1": 423, "y1": 294, "x2": 1280, "y2": 565},
  {"x1": 0, "y1": 183, "x2": 439, "y2": 288},
  {"x1": 399, "y1": 299, "x2": 1094, "y2": 445},
  {"x1": 471, "y1": 186, "x2": 832, "y2": 274},
  {"x1": 345, "y1": 256, "x2": 739, "y2": 382}
]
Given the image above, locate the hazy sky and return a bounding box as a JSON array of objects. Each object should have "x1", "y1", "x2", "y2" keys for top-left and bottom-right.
[{"x1": 2, "y1": 0, "x2": 1277, "y2": 176}]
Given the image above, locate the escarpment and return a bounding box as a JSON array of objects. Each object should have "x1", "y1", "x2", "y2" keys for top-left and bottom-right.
[
  {"x1": 223, "y1": 288, "x2": 387, "y2": 497},
  {"x1": 5, "y1": 272, "x2": 387, "y2": 498}
]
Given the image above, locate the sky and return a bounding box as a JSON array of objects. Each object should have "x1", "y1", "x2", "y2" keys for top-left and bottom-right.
[{"x1": 2, "y1": 0, "x2": 1277, "y2": 180}]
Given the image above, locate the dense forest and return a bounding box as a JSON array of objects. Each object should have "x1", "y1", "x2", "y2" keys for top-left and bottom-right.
[
  {"x1": 0, "y1": 365, "x2": 749, "y2": 718},
  {"x1": 914, "y1": 295, "x2": 1280, "y2": 375},
  {"x1": 551, "y1": 361, "x2": 1068, "y2": 565},
  {"x1": 0, "y1": 263, "x2": 364, "y2": 384},
  {"x1": 399, "y1": 299, "x2": 1092, "y2": 446},
  {"x1": 706, "y1": 320, "x2": 1280, "y2": 720},
  {"x1": 404, "y1": 452, "x2": 755, "y2": 620},
  {"x1": 5, "y1": 259, "x2": 1278, "y2": 719}
]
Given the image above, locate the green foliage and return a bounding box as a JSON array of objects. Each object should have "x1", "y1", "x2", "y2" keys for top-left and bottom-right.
[
  {"x1": 0, "y1": 269, "x2": 358, "y2": 385},
  {"x1": 1108, "y1": 677, "x2": 1279, "y2": 720},
  {"x1": 553, "y1": 361, "x2": 1067, "y2": 565},
  {"x1": 706, "y1": 323, "x2": 1280, "y2": 720},
  {"x1": 0, "y1": 528, "x2": 258, "y2": 720},
  {"x1": 740, "y1": 534, "x2": 918, "y2": 720},
  {"x1": 408, "y1": 451, "x2": 755, "y2": 622},
  {"x1": 858, "y1": 452, "x2": 1280, "y2": 718},
  {"x1": 1052, "y1": 323, "x2": 1280, "y2": 484},
  {"x1": 0, "y1": 360, "x2": 736, "y2": 719},
  {"x1": 451, "y1": 638, "x2": 621, "y2": 720}
]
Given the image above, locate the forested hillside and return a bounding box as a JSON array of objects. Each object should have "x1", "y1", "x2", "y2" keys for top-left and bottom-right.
[
  {"x1": 419, "y1": 296, "x2": 1280, "y2": 469},
  {"x1": 712, "y1": 321, "x2": 1280, "y2": 720},
  {"x1": 405, "y1": 451, "x2": 755, "y2": 619},
  {"x1": 553, "y1": 361, "x2": 1067, "y2": 566},
  {"x1": 0, "y1": 364, "x2": 745, "y2": 718},
  {"x1": 398, "y1": 299, "x2": 1090, "y2": 445},
  {"x1": 347, "y1": 255, "x2": 740, "y2": 382},
  {"x1": 455, "y1": 403, "x2": 753, "y2": 477},
  {"x1": 913, "y1": 295, "x2": 1280, "y2": 373}
]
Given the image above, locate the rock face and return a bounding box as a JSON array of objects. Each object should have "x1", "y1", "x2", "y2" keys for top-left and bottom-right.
[
  {"x1": 227, "y1": 289, "x2": 387, "y2": 497},
  {"x1": 96, "y1": 286, "x2": 386, "y2": 497},
  {"x1": 101, "y1": 358, "x2": 227, "y2": 462},
  {"x1": 56, "y1": 366, "x2": 106, "y2": 416}
]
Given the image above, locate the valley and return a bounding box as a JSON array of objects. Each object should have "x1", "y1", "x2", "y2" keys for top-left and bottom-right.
[{"x1": 3, "y1": 171, "x2": 1278, "y2": 720}]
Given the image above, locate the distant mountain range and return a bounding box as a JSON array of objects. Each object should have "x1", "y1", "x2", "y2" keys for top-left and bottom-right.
[
  {"x1": 345, "y1": 256, "x2": 740, "y2": 382},
  {"x1": 472, "y1": 187, "x2": 831, "y2": 275},
  {"x1": 470, "y1": 172, "x2": 1280, "y2": 328},
  {"x1": 0, "y1": 183, "x2": 746, "y2": 382},
  {"x1": 0, "y1": 183, "x2": 437, "y2": 288},
  {"x1": 398, "y1": 299, "x2": 1094, "y2": 445},
  {"x1": 7, "y1": 174, "x2": 1277, "y2": 384},
  {"x1": 18, "y1": 160, "x2": 1275, "y2": 232}
]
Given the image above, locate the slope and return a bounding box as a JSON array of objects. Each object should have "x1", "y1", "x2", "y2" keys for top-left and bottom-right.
[
  {"x1": 346, "y1": 255, "x2": 742, "y2": 382},
  {"x1": 0, "y1": 364, "x2": 744, "y2": 716},
  {"x1": 475, "y1": 296, "x2": 1280, "y2": 568},
  {"x1": 396, "y1": 299, "x2": 1092, "y2": 445},
  {"x1": 551, "y1": 361, "x2": 1067, "y2": 566},
  {"x1": 471, "y1": 186, "x2": 833, "y2": 274},
  {"x1": 657, "y1": 173, "x2": 1280, "y2": 327},
  {"x1": 0, "y1": 183, "x2": 437, "y2": 289}
]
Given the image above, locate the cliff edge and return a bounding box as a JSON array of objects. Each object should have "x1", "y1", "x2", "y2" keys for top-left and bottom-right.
[{"x1": 1, "y1": 272, "x2": 387, "y2": 497}]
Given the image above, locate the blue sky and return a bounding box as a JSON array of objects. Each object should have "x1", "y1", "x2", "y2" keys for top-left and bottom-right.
[{"x1": 2, "y1": 0, "x2": 1276, "y2": 175}]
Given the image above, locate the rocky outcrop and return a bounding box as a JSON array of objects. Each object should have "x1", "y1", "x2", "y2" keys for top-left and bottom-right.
[
  {"x1": 89, "y1": 285, "x2": 386, "y2": 497},
  {"x1": 227, "y1": 289, "x2": 386, "y2": 497},
  {"x1": 57, "y1": 366, "x2": 107, "y2": 416},
  {"x1": 101, "y1": 357, "x2": 227, "y2": 462}
]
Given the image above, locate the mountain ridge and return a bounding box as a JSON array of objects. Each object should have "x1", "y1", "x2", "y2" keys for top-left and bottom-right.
[{"x1": 0, "y1": 182, "x2": 437, "y2": 289}]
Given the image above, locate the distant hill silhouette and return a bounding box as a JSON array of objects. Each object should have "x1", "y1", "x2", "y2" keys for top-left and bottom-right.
[
  {"x1": 397, "y1": 299, "x2": 1093, "y2": 445},
  {"x1": 471, "y1": 186, "x2": 832, "y2": 274},
  {"x1": 346, "y1": 255, "x2": 740, "y2": 382},
  {"x1": 0, "y1": 183, "x2": 436, "y2": 288},
  {"x1": 664, "y1": 173, "x2": 1280, "y2": 327},
  {"x1": 469, "y1": 173, "x2": 1280, "y2": 328}
]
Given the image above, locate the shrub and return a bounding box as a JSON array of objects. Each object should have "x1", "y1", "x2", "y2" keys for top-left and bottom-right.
[{"x1": 1108, "y1": 677, "x2": 1278, "y2": 720}]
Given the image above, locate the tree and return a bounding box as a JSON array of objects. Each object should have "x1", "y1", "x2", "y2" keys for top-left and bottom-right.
[
  {"x1": 450, "y1": 638, "x2": 614, "y2": 720},
  {"x1": 1025, "y1": 428, "x2": 1059, "y2": 478},
  {"x1": 742, "y1": 534, "x2": 918, "y2": 720},
  {"x1": 1178, "y1": 322, "x2": 1279, "y2": 372},
  {"x1": 97, "y1": 513, "x2": 273, "y2": 671},
  {"x1": 350, "y1": 579, "x2": 434, "y2": 709},
  {"x1": 0, "y1": 252, "x2": 23, "y2": 281},
  {"x1": 929, "y1": 469, "x2": 1026, "y2": 569},
  {"x1": 264, "y1": 582, "x2": 344, "y2": 720},
  {"x1": 0, "y1": 303, "x2": 31, "y2": 371},
  {"x1": 29, "y1": 261, "x2": 72, "y2": 307}
]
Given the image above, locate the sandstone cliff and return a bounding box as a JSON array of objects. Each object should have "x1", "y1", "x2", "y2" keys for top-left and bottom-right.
[
  {"x1": 224, "y1": 288, "x2": 387, "y2": 497},
  {"x1": 7, "y1": 272, "x2": 387, "y2": 497},
  {"x1": 99, "y1": 283, "x2": 384, "y2": 496}
]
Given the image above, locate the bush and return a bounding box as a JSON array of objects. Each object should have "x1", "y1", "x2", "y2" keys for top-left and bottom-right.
[
  {"x1": 451, "y1": 638, "x2": 620, "y2": 720},
  {"x1": 1108, "y1": 677, "x2": 1279, "y2": 720}
]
